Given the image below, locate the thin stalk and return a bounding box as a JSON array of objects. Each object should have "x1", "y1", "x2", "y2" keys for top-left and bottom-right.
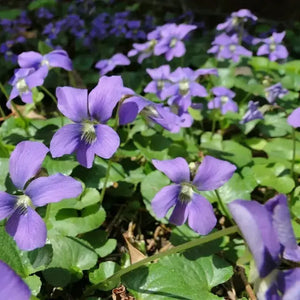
[
  {"x1": 83, "y1": 225, "x2": 238, "y2": 297},
  {"x1": 44, "y1": 203, "x2": 52, "y2": 224},
  {"x1": 39, "y1": 86, "x2": 57, "y2": 105},
  {"x1": 215, "y1": 189, "x2": 234, "y2": 224},
  {"x1": 291, "y1": 128, "x2": 296, "y2": 180},
  {"x1": 0, "y1": 83, "x2": 8, "y2": 118},
  {"x1": 290, "y1": 128, "x2": 297, "y2": 206},
  {"x1": 98, "y1": 98, "x2": 125, "y2": 203}
]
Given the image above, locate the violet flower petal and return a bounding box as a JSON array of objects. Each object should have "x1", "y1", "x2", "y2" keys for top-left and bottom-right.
[
  {"x1": 56, "y1": 87, "x2": 89, "y2": 122},
  {"x1": 228, "y1": 200, "x2": 281, "y2": 277},
  {"x1": 92, "y1": 124, "x2": 120, "y2": 159},
  {"x1": 50, "y1": 123, "x2": 82, "y2": 158},
  {"x1": 152, "y1": 157, "x2": 190, "y2": 183},
  {"x1": 89, "y1": 76, "x2": 130, "y2": 123},
  {"x1": 25, "y1": 174, "x2": 82, "y2": 207},
  {"x1": 187, "y1": 193, "x2": 217, "y2": 235},
  {"x1": 169, "y1": 201, "x2": 188, "y2": 225},
  {"x1": 9, "y1": 141, "x2": 49, "y2": 190},
  {"x1": 193, "y1": 156, "x2": 236, "y2": 191},
  {"x1": 6, "y1": 207, "x2": 47, "y2": 251},
  {"x1": 151, "y1": 184, "x2": 180, "y2": 218},
  {"x1": 287, "y1": 107, "x2": 300, "y2": 128},
  {"x1": 0, "y1": 192, "x2": 17, "y2": 220},
  {"x1": 76, "y1": 142, "x2": 95, "y2": 168},
  {"x1": 45, "y1": 50, "x2": 72, "y2": 70},
  {"x1": 18, "y1": 51, "x2": 42, "y2": 68},
  {"x1": 265, "y1": 194, "x2": 300, "y2": 262},
  {"x1": 0, "y1": 260, "x2": 31, "y2": 300}
]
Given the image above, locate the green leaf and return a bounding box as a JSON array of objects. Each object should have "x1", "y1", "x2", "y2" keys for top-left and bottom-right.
[
  {"x1": 38, "y1": 41, "x2": 53, "y2": 55},
  {"x1": 0, "y1": 226, "x2": 26, "y2": 276},
  {"x1": 252, "y1": 160, "x2": 295, "y2": 193},
  {"x1": 140, "y1": 170, "x2": 170, "y2": 222},
  {"x1": 28, "y1": 0, "x2": 56, "y2": 10},
  {"x1": 43, "y1": 236, "x2": 98, "y2": 286},
  {"x1": 201, "y1": 172, "x2": 256, "y2": 204},
  {"x1": 89, "y1": 261, "x2": 121, "y2": 290},
  {"x1": 82, "y1": 230, "x2": 117, "y2": 257},
  {"x1": 43, "y1": 156, "x2": 79, "y2": 176},
  {"x1": 0, "y1": 9, "x2": 21, "y2": 19},
  {"x1": 24, "y1": 275, "x2": 42, "y2": 296},
  {"x1": 23, "y1": 244, "x2": 53, "y2": 274},
  {"x1": 122, "y1": 254, "x2": 233, "y2": 300},
  {"x1": 50, "y1": 204, "x2": 106, "y2": 236},
  {"x1": 257, "y1": 113, "x2": 292, "y2": 137}
]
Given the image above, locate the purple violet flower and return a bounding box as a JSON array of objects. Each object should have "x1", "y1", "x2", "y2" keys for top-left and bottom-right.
[
  {"x1": 287, "y1": 107, "x2": 300, "y2": 128},
  {"x1": 125, "y1": 20, "x2": 146, "y2": 40},
  {"x1": 36, "y1": 8, "x2": 54, "y2": 19},
  {"x1": 208, "y1": 33, "x2": 252, "y2": 62},
  {"x1": 265, "y1": 82, "x2": 288, "y2": 104},
  {"x1": 128, "y1": 40, "x2": 157, "y2": 63},
  {"x1": 18, "y1": 50, "x2": 72, "y2": 72},
  {"x1": 0, "y1": 141, "x2": 82, "y2": 250},
  {"x1": 50, "y1": 76, "x2": 131, "y2": 168},
  {"x1": 153, "y1": 23, "x2": 196, "y2": 61},
  {"x1": 0, "y1": 260, "x2": 31, "y2": 299},
  {"x1": 152, "y1": 156, "x2": 236, "y2": 234},
  {"x1": 217, "y1": 9, "x2": 257, "y2": 33},
  {"x1": 144, "y1": 65, "x2": 171, "y2": 100},
  {"x1": 95, "y1": 53, "x2": 130, "y2": 76},
  {"x1": 8, "y1": 67, "x2": 48, "y2": 108},
  {"x1": 240, "y1": 100, "x2": 263, "y2": 124},
  {"x1": 228, "y1": 195, "x2": 300, "y2": 299},
  {"x1": 208, "y1": 86, "x2": 238, "y2": 114},
  {"x1": 257, "y1": 32, "x2": 288, "y2": 61},
  {"x1": 161, "y1": 67, "x2": 207, "y2": 112}
]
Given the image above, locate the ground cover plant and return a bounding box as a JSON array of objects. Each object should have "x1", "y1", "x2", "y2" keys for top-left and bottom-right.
[{"x1": 0, "y1": 1, "x2": 299, "y2": 299}]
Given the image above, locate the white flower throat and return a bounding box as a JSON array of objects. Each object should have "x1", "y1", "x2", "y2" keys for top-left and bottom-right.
[
  {"x1": 179, "y1": 183, "x2": 194, "y2": 203},
  {"x1": 16, "y1": 194, "x2": 32, "y2": 214},
  {"x1": 81, "y1": 121, "x2": 97, "y2": 144},
  {"x1": 16, "y1": 78, "x2": 29, "y2": 94}
]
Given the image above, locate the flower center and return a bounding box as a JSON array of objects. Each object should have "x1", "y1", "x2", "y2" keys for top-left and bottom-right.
[
  {"x1": 81, "y1": 121, "x2": 97, "y2": 144},
  {"x1": 269, "y1": 43, "x2": 276, "y2": 52},
  {"x1": 170, "y1": 38, "x2": 177, "y2": 48},
  {"x1": 229, "y1": 44, "x2": 236, "y2": 52},
  {"x1": 221, "y1": 96, "x2": 229, "y2": 104},
  {"x1": 16, "y1": 194, "x2": 32, "y2": 214},
  {"x1": 179, "y1": 80, "x2": 190, "y2": 95},
  {"x1": 16, "y1": 78, "x2": 29, "y2": 94},
  {"x1": 157, "y1": 80, "x2": 165, "y2": 90},
  {"x1": 41, "y1": 58, "x2": 50, "y2": 67},
  {"x1": 179, "y1": 183, "x2": 194, "y2": 203}
]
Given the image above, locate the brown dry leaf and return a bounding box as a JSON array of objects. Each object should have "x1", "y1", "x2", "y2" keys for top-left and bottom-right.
[
  {"x1": 123, "y1": 231, "x2": 146, "y2": 264},
  {"x1": 12, "y1": 104, "x2": 45, "y2": 120},
  {"x1": 112, "y1": 285, "x2": 135, "y2": 300}
]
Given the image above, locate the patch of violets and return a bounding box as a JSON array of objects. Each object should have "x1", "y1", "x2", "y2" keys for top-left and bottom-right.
[
  {"x1": 208, "y1": 86, "x2": 238, "y2": 114},
  {"x1": 128, "y1": 23, "x2": 197, "y2": 62},
  {"x1": 95, "y1": 53, "x2": 130, "y2": 76},
  {"x1": 256, "y1": 32, "x2": 288, "y2": 61},
  {"x1": 265, "y1": 82, "x2": 288, "y2": 104},
  {"x1": 216, "y1": 9, "x2": 257, "y2": 33},
  {"x1": 229, "y1": 195, "x2": 300, "y2": 299},
  {"x1": 151, "y1": 156, "x2": 236, "y2": 234},
  {"x1": 8, "y1": 49, "x2": 72, "y2": 107},
  {"x1": 240, "y1": 100, "x2": 264, "y2": 124},
  {"x1": 0, "y1": 141, "x2": 82, "y2": 251},
  {"x1": 0, "y1": 260, "x2": 31, "y2": 299},
  {"x1": 208, "y1": 33, "x2": 252, "y2": 62},
  {"x1": 50, "y1": 76, "x2": 133, "y2": 168}
]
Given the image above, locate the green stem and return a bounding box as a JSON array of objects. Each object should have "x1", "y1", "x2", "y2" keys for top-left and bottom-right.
[
  {"x1": 215, "y1": 189, "x2": 234, "y2": 224},
  {"x1": 99, "y1": 159, "x2": 113, "y2": 203},
  {"x1": 83, "y1": 225, "x2": 238, "y2": 297},
  {"x1": 0, "y1": 83, "x2": 8, "y2": 118},
  {"x1": 44, "y1": 203, "x2": 52, "y2": 224},
  {"x1": 211, "y1": 111, "x2": 216, "y2": 138},
  {"x1": 290, "y1": 128, "x2": 297, "y2": 206},
  {"x1": 291, "y1": 128, "x2": 296, "y2": 180},
  {"x1": 39, "y1": 86, "x2": 57, "y2": 105}
]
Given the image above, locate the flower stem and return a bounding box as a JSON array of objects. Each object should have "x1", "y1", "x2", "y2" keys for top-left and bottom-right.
[
  {"x1": 99, "y1": 159, "x2": 113, "y2": 203},
  {"x1": 39, "y1": 86, "x2": 57, "y2": 105},
  {"x1": 291, "y1": 128, "x2": 296, "y2": 180},
  {"x1": 83, "y1": 225, "x2": 238, "y2": 297},
  {"x1": 0, "y1": 83, "x2": 8, "y2": 118},
  {"x1": 215, "y1": 189, "x2": 234, "y2": 224}
]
